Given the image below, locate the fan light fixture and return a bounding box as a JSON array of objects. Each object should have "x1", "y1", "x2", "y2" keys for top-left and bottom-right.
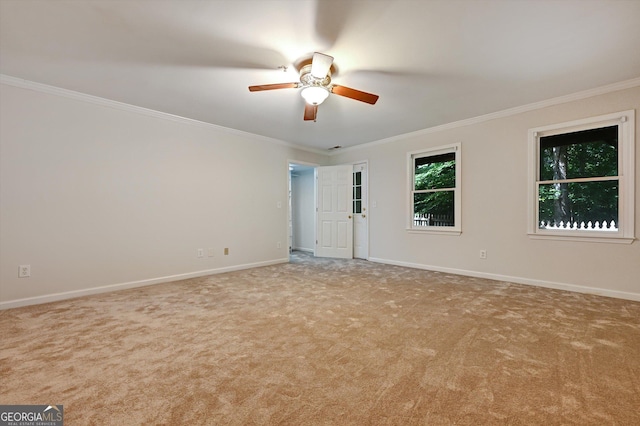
[{"x1": 301, "y1": 86, "x2": 329, "y2": 105}]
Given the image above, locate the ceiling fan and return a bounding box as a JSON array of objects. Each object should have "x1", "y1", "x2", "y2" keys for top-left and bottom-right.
[{"x1": 248, "y1": 52, "x2": 379, "y2": 122}]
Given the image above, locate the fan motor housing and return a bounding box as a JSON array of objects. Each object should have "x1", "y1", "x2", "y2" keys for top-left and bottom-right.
[{"x1": 299, "y1": 64, "x2": 332, "y2": 87}]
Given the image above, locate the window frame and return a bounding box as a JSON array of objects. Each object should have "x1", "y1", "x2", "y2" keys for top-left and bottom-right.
[
  {"x1": 527, "y1": 110, "x2": 635, "y2": 244},
  {"x1": 407, "y1": 143, "x2": 462, "y2": 235}
]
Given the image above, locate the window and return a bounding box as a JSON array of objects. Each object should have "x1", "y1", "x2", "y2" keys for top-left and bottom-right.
[
  {"x1": 407, "y1": 143, "x2": 461, "y2": 234},
  {"x1": 528, "y1": 110, "x2": 635, "y2": 243},
  {"x1": 353, "y1": 171, "x2": 362, "y2": 214}
]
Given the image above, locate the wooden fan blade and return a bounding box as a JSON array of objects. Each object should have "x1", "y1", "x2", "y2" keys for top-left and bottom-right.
[
  {"x1": 304, "y1": 104, "x2": 318, "y2": 121},
  {"x1": 331, "y1": 85, "x2": 379, "y2": 104},
  {"x1": 248, "y1": 83, "x2": 298, "y2": 92},
  {"x1": 311, "y1": 52, "x2": 334, "y2": 79}
]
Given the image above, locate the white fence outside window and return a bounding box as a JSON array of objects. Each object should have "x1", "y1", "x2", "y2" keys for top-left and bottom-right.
[
  {"x1": 539, "y1": 220, "x2": 618, "y2": 231},
  {"x1": 414, "y1": 214, "x2": 454, "y2": 227}
]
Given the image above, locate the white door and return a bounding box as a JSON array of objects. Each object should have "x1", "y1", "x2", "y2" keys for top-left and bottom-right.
[
  {"x1": 316, "y1": 165, "x2": 353, "y2": 259},
  {"x1": 353, "y1": 163, "x2": 368, "y2": 259}
]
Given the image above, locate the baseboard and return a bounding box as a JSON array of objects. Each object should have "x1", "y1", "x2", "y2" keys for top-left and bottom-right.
[
  {"x1": 292, "y1": 247, "x2": 314, "y2": 253},
  {"x1": 0, "y1": 258, "x2": 290, "y2": 310},
  {"x1": 368, "y1": 257, "x2": 640, "y2": 302},
  {"x1": 6, "y1": 256, "x2": 637, "y2": 309}
]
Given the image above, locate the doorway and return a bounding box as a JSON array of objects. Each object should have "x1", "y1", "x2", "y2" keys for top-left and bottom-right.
[
  {"x1": 288, "y1": 161, "x2": 368, "y2": 260},
  {"x1": 289, "y1": 162, "x2": 316, "y2": 254}
]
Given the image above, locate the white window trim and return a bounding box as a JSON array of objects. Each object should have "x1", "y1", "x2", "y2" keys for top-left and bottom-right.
[
  {"x1": 527, "y1": 110, "x2": 635, "y2": 244},
  {"x1": 407, "y1": 143, "x2": 462, "y2": 235}
]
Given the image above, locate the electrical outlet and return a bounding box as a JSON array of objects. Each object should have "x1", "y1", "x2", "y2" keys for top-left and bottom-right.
[
  {"x1": 19, "y1": 265, "x2": 31, "y2": 278},
  {"x1": 479, "y1": 250, "x2": 487, "y2": 259},
  {"x1": 197, "y1": 249, "x2": 204, "y2": 258},
  {"x1": 208, "y1": 248, "x2": 215, "y2": 257},
  {"x1": 224, "y1": 248, "x2": 229, "y2": 255}
]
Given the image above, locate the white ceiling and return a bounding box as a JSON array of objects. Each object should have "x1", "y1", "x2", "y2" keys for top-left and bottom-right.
[{"x1": 2, "y1": 0, "x2": 640, "y2": 151}]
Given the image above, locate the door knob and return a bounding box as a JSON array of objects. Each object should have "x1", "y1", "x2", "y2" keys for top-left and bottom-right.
[
  {"x1": 348, "y1": 215, "x2": 352, "y2": 219},
  {"x1": 362, "y1": 214, "x2": 366, "y2": 218}
]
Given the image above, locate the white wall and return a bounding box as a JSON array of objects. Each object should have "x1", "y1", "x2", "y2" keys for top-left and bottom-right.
[
  {"x1": 332, "y1": 84, "x2": 640, "y2": 301},
  {"x1": 291, "y1": 169, "x2": 315, "y2": 252},
  {"x1": 0, "y1": 81, "x2": 328, "y2": 308},
  {"x1": 2, "y1": 79, "x2": 639, "y2": 307}
]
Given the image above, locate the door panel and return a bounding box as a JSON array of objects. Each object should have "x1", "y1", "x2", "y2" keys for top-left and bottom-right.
[
  {"x1": 337, "y1": 184, "x2": 349, "y2": 211},
  {"x1": 320, "y1": 221, "x2": 332, "y2": 248},
  {"x1": 337, "y1": 221, "x2": 348, "y2": 248},
  {"x1": 316, "y1": 165, "x2": 353, "y2": 258},
  {"x1": 321, "y1": 186, "x2": 332, "y2": 212}
]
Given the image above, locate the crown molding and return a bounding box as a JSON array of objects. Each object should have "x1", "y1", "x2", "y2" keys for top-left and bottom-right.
[
  {"x1": 4, "y1": 73, "x2": 638, "y2": 157},
  {"x1": 0, "y1": 74, "x2": 328, "y2": 156},
  {"x1": 332, "y1": 76, "x2": 640, "y2": 155}
]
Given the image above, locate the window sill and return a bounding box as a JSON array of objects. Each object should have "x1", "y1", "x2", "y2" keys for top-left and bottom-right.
[
  {"x1": 407, "y1": 227, "x2": 461, "y2": 236},
  {"x1": 528, "y1": 232, "x2": 635, "y2": 244}
]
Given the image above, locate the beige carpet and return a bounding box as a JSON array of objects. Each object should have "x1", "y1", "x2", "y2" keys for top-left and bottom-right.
[{"x1": 1, "y1": 252, "x2": 639, "y2": 425}]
